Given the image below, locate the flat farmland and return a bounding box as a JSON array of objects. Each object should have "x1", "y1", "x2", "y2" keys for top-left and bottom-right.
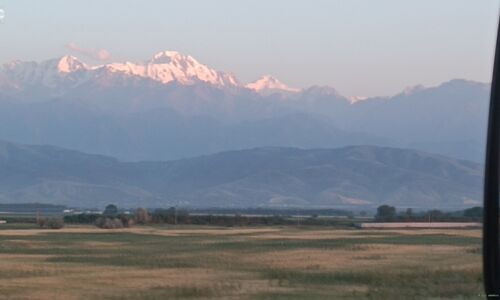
[{"x1": 0, "y1": 226, "x2": 482, "y2": 300}]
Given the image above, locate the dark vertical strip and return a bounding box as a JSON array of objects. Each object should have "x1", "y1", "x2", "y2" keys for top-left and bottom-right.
[{"x1": 484, "y1": 17, "x2": 500, "y2": 299}]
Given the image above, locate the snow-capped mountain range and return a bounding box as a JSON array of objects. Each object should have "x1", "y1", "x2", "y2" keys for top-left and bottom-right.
[
  {"x1": 0, "y1": 50, "x2": 491, "y2": 164},
  {"x1": 0, "y1": 51, "x2": 299, "y2": 95}
]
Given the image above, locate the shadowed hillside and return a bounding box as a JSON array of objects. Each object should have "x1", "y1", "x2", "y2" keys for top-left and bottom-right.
[{"x1": 0, "y1": 141, "x2": 482, "y2": 210}]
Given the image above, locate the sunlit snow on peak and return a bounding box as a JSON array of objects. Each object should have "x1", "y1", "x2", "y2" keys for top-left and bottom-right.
[{"x1": 246, "y1": 75, "x2": 300, "y2": 94}]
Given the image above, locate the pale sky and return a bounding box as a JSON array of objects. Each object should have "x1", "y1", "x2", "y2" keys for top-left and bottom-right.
[{"x1": 0, "y1": 0, "x2": 498, "y2": 97}]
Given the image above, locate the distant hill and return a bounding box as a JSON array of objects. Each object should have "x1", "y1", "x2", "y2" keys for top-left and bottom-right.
[{"x1": 0, "y1": 141, "x2": 483, "y2": 210}]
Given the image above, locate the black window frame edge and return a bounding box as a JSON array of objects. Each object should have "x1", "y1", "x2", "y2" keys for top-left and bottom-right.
[{"x1": 484, "y1": 15, "x2": 500, "y2": 299}]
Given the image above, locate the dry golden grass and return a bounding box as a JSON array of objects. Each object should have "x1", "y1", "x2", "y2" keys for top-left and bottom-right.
[
  {"x1": 378, "y1": 228, "x2": 482, "y2": 238},
  {"x1": 241, "y1": 244, "x2": 474, "y2": 272},
  {"x1": 250, "y1": 230, "x2": 385, "y2": 240},
  {"x1": 0, "y1": 226, "x2": 482, "y2": 300},
  {"x1": 0, "y1": 268, "x2": 215, "y2": 300}
]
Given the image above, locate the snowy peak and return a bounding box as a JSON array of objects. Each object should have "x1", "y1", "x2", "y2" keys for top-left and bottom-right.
[
  {"x1": 0, "y1": 55, "x2": 91, "y2": 90},
  {"x1": 149, "y1": 51, "x2": 195, "y2": 65},
  {"x1": 105, "y1": 50, "x2": 239, "y2": 87},
  {"x1": 1, "y1": 50, "x2": 241, "y2": 89},
  {"x1": 400, "y1": 84, "x2": 425, "y2": 96},
  {"x1": 150, "y1": 50, "x2": 181, "y2": 63},
  {"x1": 57, "y1": 55, "x2": 88, "y2": 73},
  {"x1": 2, "y1": 55, "x2": 88, "y2": 76},
  {"x1": 144, "y1": 50, "x2": 238, "y2": 86},
  {"x1": 246, "y1": 75, "x2": 300, "y2": 94},
  {"x1": 348, "y1": 96, "x2": 368, "y2": 103}
]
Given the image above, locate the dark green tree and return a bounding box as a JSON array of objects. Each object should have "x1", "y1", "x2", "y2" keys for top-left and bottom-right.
[
  {"x1": 428, "y1": 209, "x2": 443, "y2": 221},
  {"x1": 103, "y1": 204, "x2": 118, "y2": 217},
  {"x1": 376, "y1": 205, "x2": 396, "y2": 221},
  {"x1": 463, "y1": 206, "x2": 483, "y2": 219}
]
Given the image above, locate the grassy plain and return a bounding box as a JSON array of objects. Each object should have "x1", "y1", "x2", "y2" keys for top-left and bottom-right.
[{"x1": 0, "y1": 225, "x2": 482, "y2": 299}]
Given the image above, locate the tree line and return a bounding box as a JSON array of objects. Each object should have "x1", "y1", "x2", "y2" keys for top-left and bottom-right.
[
  {"x1": 374, "y1": 205, "x2": 483, "y2": 222},
  {"x1": 62, "y1": 204, "x2": 357, "y2": 228},
  {"x1": 44, "y1": 204, "x2": 485, "y2": 229}
]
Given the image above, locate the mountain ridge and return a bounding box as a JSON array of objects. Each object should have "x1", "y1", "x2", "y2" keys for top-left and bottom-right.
[
  {"x1": 1, "y1": 51, "x2": 266, "y2": 92},
  {"x1": 0, "y1": 140, "x2": 483, "y2": 210},
  {"x1": 4, "y1": 51, "x2": 487, "y2": 97},
  {"x1": 0, "y1": 52, "x2": 491, "y2": 163}
]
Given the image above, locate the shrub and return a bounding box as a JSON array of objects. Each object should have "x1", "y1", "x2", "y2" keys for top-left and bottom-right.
[
  {"x1": 134, "y1": 207, "x2": 150, "y2": 225},
  {"x1": 37, "y1": 217, "x2": 64, "y2": 229},
  {"x1": 36, "y1": 216, "x2": 47, "y2": 228},
  {"x1": 46, "y1": 218, "x2": 64, "y2": 229},
  {"x1": 95, "y1": 217, "x2": 123, "y2": 229},
  {"x1": 118, "y1": 214, "x2": 134, "y2": 227}
]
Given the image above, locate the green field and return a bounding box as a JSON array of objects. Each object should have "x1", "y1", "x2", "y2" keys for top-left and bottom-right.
[{"x1": 0, "y1": 225, "x2": 482, "y2": 300}]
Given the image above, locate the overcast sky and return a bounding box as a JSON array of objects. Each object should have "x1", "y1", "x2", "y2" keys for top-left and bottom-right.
[{"x1": 0, "y1": 0, "x2": 498, "y2": 96}]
